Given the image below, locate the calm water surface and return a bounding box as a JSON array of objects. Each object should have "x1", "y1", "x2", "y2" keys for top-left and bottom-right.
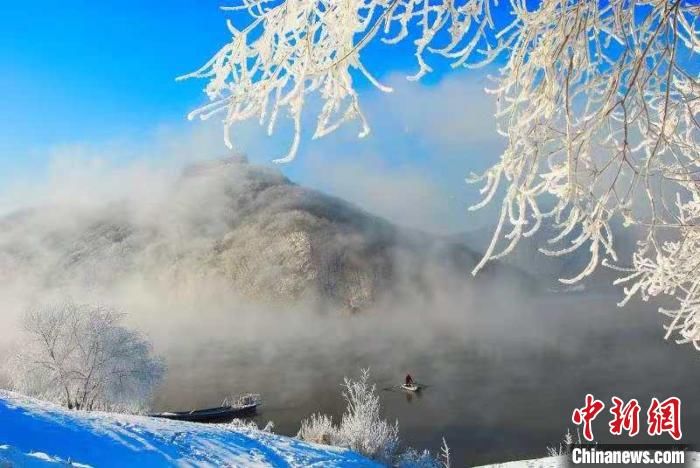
[{"x1": 152, "y1": 294, "x2": 699, "y2": 466}]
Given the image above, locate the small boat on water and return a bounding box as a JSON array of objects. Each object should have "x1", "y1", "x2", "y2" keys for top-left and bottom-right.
[
  {"x1": 149, "y1": 394, "x2": 261, "y2": 423},
  {"x1": 400, "y1": 383, "x2": 420, "y2": 392}
]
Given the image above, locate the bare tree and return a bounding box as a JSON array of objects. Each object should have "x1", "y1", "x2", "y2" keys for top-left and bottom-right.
[
  {"x1": 182, "y1": 1, "x2": 699, "y2": 349},
  {"x1": 9, "y1": 301, "x2": 165, "y2": 412}
]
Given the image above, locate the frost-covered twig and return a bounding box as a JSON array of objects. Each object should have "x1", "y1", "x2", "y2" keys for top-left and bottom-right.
[
  {"x1": 439, "y1": 438, "x2": 451, "y2": 468},
  {"x1": 180, "y1": 0, "x2": 503, "y2": 162},
  {"x1": 8, "y1": 301, "x2": 165, "y2": 412},
  {"x1": 298, "y1": 369, "x2": 448, "y2": 466},
  {"x1": 186, "y1": 1, "x2": 700, "y2": 349},
  {"x1": 298, "y1": 368, "x2": 399, "y2": 463}
]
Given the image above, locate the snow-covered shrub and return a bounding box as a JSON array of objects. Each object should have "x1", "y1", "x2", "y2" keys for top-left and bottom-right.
[
  {"x1": 226, "y1": 418, "x2": 270, "y2": 431},
  {"x1": 298, "y1": 413, "x2": 336, "y2": 445},
  {"x1": 8, "y1": 301, "x2": 165, "y2": 412},
  {"x1": 298, "y1": 369, "x2": 398, "y2": 462},
  {"x1": 336, "y1": 368, "x2": 400, "y2": 463},
  {"x1": 262, "y1": 420, "x2": 275, "y2": 433},
  {"x1": 396, "y1": 448, "x2": 441, "y2": 468},
  {"x1": 546, "y1": 428, "x2": 583, "y2": 457},
  {"x1": 397, "y1": 438, "x2": 451, "y2": 468},
  {"x1": 298, "y1": 369, "x2": 448, "y2": 467}
]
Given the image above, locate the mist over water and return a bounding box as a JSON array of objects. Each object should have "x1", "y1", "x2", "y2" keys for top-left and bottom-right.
[
  {"x1": 0, "y1": 158, "x2": 697, "y2": 466},
  {"x1": 125, "y1": 273, "x2": 698, "y2": 466}
]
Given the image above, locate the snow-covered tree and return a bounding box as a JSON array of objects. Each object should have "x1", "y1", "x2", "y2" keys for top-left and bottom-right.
[
  {"x1": 182, "y1": 1, "x2": 700, "y2": 349},
  {"x1": 298, "y1": 369, "x2": 449, "y2": 466},
  {"x1": 298, "y1": 368, "x2": 399, "y2": 463},
  {"x1": 9, "y1": 302, "x2": 165, "y2": 412}
]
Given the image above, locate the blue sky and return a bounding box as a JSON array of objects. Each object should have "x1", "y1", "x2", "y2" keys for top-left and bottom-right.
[
  {"x1": 0, "y1": 1, "x2": 506, "y2": 232},
  {"x1": 1, "y1": 1, "x2": 227, "y2": 172},
  {"x1": 0, "y1": 1, "x2": 448, "y2": 163}
]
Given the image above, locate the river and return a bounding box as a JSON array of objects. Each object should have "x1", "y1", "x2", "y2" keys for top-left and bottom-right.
[{"x1": 151, "y1": 292, "x2": 700, "y2": 466}]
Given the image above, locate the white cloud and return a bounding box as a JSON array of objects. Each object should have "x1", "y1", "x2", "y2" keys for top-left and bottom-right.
[
  {"x1": 282, "y1": 71, "x2": 505, "y2": 233},
  {"x1": 0, "y1": 122, "x2": 227, "y2": 215},
  {"x1": 369, "y1": 72, "x2": 502, "y2": 152},
  {"x1": 1, "y1": 72, "x2": 504, "y2": 234},
  {"x1": 301, "y1": 154, "x2": 467, "y2": 234}
]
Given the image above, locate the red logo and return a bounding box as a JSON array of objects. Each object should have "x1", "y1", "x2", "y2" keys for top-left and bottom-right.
[
  {"x1": 647, "y1": 397, "x2": 682, "y2": 440},
  {"x1": 572, "y1": 394, "x2": 605, "y2": 441},
  {"x1": 609, "y1": 397, "x2": 640, "y2": 437},
  {"x1": 572, "y1": 395, "x2": 682, "y2": 441}
]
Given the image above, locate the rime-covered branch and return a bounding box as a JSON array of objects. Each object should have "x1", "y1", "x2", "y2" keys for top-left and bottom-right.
[
  {"x1": 179, "y1": 0, "x2": 503, "y2": 162},
  {"x1": 9, "y1": 302, "x2": 165, "y2": 412},
  {"x1": 185, "y1": 1, "x2": 700, "y2": 349}
]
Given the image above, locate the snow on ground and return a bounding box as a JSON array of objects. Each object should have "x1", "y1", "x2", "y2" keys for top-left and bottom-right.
[
  {"x1": 0, "y1": 390, "x2": 379, "y2": 467},
  {"x1": 473, "y1": 456, "x2": 565, "y2": 468},
  {"x1": 474, "y1": 452, "x2": 700, "y2": 467},
  {"x1": 5, "y1": 390, "x2": 698, "y2": 468}
]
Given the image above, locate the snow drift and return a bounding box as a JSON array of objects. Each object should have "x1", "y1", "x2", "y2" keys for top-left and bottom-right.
[{"x1": 0, "y1": 390, "x2": 378, "y2": 467}]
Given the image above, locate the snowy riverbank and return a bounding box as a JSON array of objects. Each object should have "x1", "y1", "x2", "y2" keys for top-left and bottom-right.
[
  {"x1": 3, "y1": 390, "x2": 698, "y2": 467},
  {"x1": 473, "y1": 451, "x2": 700, "y2": 467},
  {"x1": 0, "y1": 390, "x2": 378, "y2": 467}
]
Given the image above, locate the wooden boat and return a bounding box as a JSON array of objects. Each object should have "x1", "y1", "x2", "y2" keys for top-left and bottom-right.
[{"x1": 149, "y1": 394, "x2": 260, "y2": 423}]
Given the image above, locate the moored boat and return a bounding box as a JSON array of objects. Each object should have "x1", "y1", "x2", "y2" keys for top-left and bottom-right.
[{"x1": 149, "y1": 394, "x2": 261, "y2": 423}]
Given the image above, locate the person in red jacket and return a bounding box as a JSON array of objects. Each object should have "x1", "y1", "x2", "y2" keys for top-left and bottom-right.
[{"x1": 405, "y1": 373, "x2": 414, "y2": 386}]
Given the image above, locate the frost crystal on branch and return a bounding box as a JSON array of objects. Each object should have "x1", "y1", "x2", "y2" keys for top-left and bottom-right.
[
  {"x1": 298, "y1": 369, "x2": 399, "y2": 463},
  {"x1": 468, "y1": 0, "x2": 700, "y2": 349},
  {"x1": 186, "y1": 1, "x2": 700, "y2": 349},
  {"x1": 179, "y1": 0, "x2": 502, "y2": 162},
  {"x1": 9, "y1": 302, "x2": 165, "y2": 412}
]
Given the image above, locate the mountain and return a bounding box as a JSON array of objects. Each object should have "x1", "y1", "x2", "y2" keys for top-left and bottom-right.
[{"x1": 0, "y1": 156, "x2": 532, "y2": 311}]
